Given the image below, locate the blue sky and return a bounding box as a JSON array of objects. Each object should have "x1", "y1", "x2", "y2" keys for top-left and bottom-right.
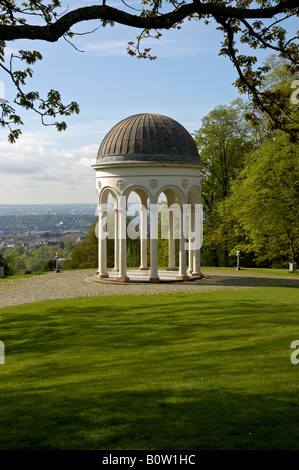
[{"x1": 0, "y1": 1, "x2": 295, "y2": 204}]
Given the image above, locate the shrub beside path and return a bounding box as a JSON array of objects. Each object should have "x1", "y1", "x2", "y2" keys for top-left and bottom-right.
[{"x1": 0, "y1": 268, "x2": 298, "y2": 308}]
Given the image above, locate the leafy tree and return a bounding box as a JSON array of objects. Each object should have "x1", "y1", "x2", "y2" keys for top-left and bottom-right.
[
  {"x1": 41, "y1": 258, "x2": 56, "y2": 272},
  {"x1": 0, "y1": 1, "x2": 298, "y2": 141},
  {"x1": 24, "y1": 254, "x2": 42, "y2": 273},
  {"x1": 194, "y1": 104, "x2": 253, "y2": 202},
  {"x1": 62, "y1": 239, "x2": 76, "y2": 258},
  {"x1": 65, "y1": 219, "x2": 104, "y2": 269},
  {"x1": 1, "y1": 238, "x2": 77, "y2": 275},
  {"x1": 126, "y1": 237, "x2": 140, "y2": 268},
  {"x1": 193, "y1": 103, "x2": 253, "y2": 266},
  {"x1": 3, "y1": 252, "x2": 26, "y2": 275},
  {"x1": 241, "y1": 54, "x2": 299, "y2": 140},
  {"x1": 224, "y1": 131, "x2": 299, "y2": 266},
  {"x1": 0, "y1": 252, "x2": 12, "y2": 275},
  {"x1": 211, "y1": 200, "x2": 259, "y2": 268}
]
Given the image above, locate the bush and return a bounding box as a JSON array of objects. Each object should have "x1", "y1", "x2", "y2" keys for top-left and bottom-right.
[
  {"x1": 41, "y1": 259, "x2": 56, "y2": 272},
  {"x1": 0, "y1": 253, "x2": 13, "y2": 276}
]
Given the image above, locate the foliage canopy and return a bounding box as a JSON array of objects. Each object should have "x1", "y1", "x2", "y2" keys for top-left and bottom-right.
[
  {"x1": 225, "y1": 131, "x2": 299, "y2": 265},
  {"x1": 0, "y1": 0, "x2": 298, "y2": 141}
]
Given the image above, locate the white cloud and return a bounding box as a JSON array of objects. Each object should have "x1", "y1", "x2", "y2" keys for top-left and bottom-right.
[
  {"x1": 83, "y1": 36, "x2": 217, "y2": 59},
  {"x1": 0, "y1": 138, "x2": 98, "y2": 203},
  {"x1": 49, "y1": 144, "x2": 98, "y2": 159},
  {"x1": 84, "y1": 40, "x2": 129, "y2": 57}
]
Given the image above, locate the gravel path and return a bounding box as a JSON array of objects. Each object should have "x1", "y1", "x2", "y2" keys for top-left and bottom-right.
[{"x1": 0, "y1": 268, "x2": 298, "y2": 308}]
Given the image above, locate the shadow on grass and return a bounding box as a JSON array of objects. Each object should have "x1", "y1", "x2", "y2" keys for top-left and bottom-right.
[
  {"x1": 0, "y1": 307, "x2": 290, "y2": 358},
  {"x1": 2, "y1": 292, "x2": 298, "y2": 355},
  {"x1": 198, "y1": 274, "x2": 299, "y2": 288},
  {"x1": 0, "y1": 288, "x2": 299, "y2": 450},
  {"x1": 0, "y1": 385, "x2": 298, "y2": 450}
]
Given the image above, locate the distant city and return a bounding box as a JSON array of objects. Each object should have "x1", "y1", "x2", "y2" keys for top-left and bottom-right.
[
  {"x1": 0, "y1": 203, "x2": 98, "y2": 252},
  {"x1": 0, "y1": 202, "x2": 155, "y2": 253},
  {"x1": 0, "y1": 203, "x2": 97, "y2": 216}
]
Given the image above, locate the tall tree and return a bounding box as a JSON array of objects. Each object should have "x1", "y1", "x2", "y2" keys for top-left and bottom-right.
[
  {"x1": 224, "y1": 131, "x2": 299, "y2": 266},
  {"x1": 193, "y1": 104, "x2": 253, "y2": 265},
  {"x1": 0, "y1": 1, "x2": 298, "y2": 141}
]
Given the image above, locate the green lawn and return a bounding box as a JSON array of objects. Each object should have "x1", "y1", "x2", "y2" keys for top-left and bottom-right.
[
  {"x1": 201, "y1": 266, "x2": 299, "y2": 277},
  {"x1": 0, "y1": 286, "x2": 299, "y2": 450}
]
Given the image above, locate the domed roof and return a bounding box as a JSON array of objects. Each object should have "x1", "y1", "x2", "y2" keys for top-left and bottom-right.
[{"x1": 96, "y1": 113, "x2": 200, "y2": 164}]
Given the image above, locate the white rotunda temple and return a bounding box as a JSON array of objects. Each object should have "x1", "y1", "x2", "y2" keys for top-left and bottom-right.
[{"x1": 92, "y1": 113, "x2": 203, "y2": 283}]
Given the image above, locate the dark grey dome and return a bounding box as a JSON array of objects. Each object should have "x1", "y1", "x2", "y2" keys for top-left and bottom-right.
[{"x1": 96, "y1": 113, "x2": 200, "y2": 164}]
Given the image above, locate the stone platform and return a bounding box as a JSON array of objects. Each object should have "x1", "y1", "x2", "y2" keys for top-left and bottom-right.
[{"x1": 93, "y1": 269, "x2": 202, "y2": 284}]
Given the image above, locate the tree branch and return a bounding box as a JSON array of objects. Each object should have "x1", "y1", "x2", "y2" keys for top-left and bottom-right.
[
  {"x1": 0, "y1": 1, "x2": 299, "y2": 42},
  {"x1": 1, "y1": 0, "x2": 298, "y2": 141}
]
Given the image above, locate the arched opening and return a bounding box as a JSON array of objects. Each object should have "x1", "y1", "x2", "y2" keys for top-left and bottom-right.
[
  {"x1": 97, "y1": 187, "x2": 118, "y2": 278},
  {"x1": 157, "y1": 190, "x2": 180, "y2": 271},
  {"x1": 97, "y1": 183, "x2": 201, "y2": 282},
  {"x1": 154, "y1": 186, "x2": 189, "y2": 281},
  {"x1": 105, "y1": 186, "x2": 150, "y2": 282},
  {"x1": 125, "y1": 189, "x2": 150, "y2": 270}
]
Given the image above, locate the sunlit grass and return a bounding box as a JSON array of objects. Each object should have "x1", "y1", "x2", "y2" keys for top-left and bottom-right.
[
  {"x1": 201, "y1": 266, "x2": 299, "y2": 277},
  {"x1": 0, "y1": 286, "x2": 298, "y2": 450},
  {"x1": 1, "y1": 266, "x2": 298, "y2": 281}
]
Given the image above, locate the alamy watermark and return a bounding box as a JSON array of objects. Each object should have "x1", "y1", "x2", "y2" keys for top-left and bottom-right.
[
  {"x1": 95, "y1": 199, "x2": 204, "y2": 250},
  {"x1": 290, "y1": 80, "x2": 299, "y2": 105},
  {"x1": 0, "y1": 341, "x2": 4, "y2": 364},
  {"x1": 290, "y1": 340, "x2": 299, "y2": 365}
]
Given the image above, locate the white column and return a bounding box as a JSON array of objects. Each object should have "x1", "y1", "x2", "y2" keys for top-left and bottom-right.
[
  {"x1": 149, "y1": 203, "x2": 159, "y2": 282},
  {"x1": 117, "y1": 196, "x2": 129, "y2": 282},
  {"x1": 192, "y1": 204, "x2": 202, "y2": 277},
  {"x1": 140, "y1": 204, "x2": 148, "y2": 270},
  {"x1": 192, "y1": 249, "x2": 201, "y2": 276},
  {"x1": 187, "y1": 207, "x2": 194, "y2": 274},
  {"x1": 167, "y1": 208, "x2": 177, "y2": 271},
  {"x1": 112, "y1": 209, "x2": 119, "y2": 272},
  {"x1": 177, "y1": 204, "x2": 189, "y2": 280},
  {"x1": 188, "y1": 245, "x2": 194, "y2": 274},
  {"x1": 97, "y1": 207, "x2": 108, "y2": 278}
]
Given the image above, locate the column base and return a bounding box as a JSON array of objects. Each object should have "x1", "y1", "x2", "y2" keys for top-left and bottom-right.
[
  {"x1": 139, "y1": 266, "x2": 149, "y2": 270},
  {"x1": 149, "y1": 277, "x2": 160, "y2": 283},
  {"x1": 112, "y1": 268, "x2": 119, "y2": 272},
  {"x1": 191, "y1": 272, "x2": 202, "y2": 277},
  {"x1": 187, "y1": 269, "x2": 193, "y2": 274},
  {"x1": 166, "y1": 266, "x2": 178, "y2": 271},
  {"x1": 97, "y1": 273, "x2": 109, "y2": 279},
  {"x1": 116, "y1": 276, "x2": 129, "y2": 282},
  {"x1": 176, "y1": 275, "x2": 190, "y2": 281}
]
